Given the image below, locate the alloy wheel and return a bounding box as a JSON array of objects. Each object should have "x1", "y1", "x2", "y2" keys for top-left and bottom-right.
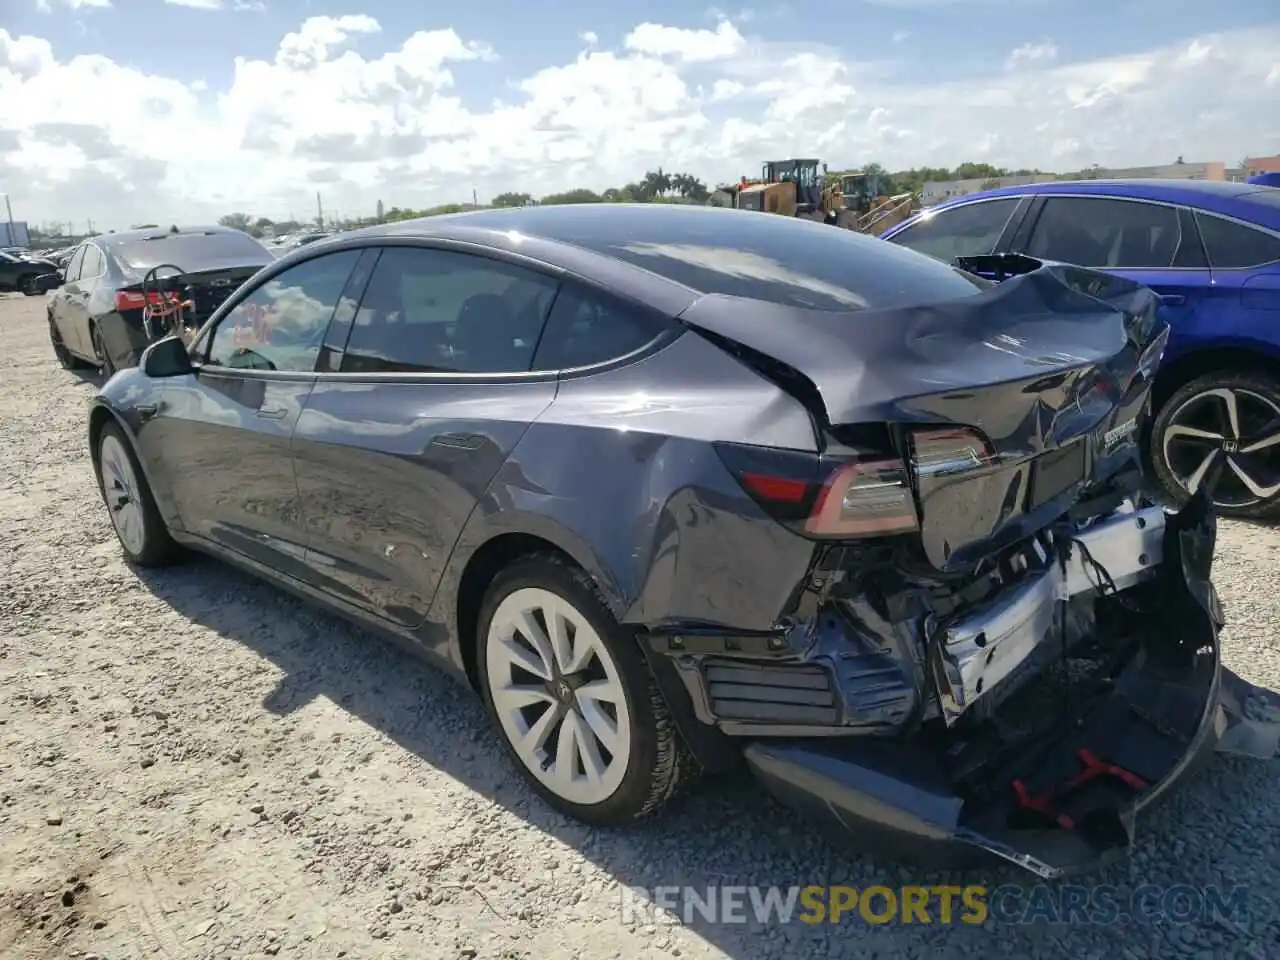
[
  {"x1": 1161, "y1": 386, "x2": 1280, "y2": 509},
  {"x1": 484, "y1": 586, "x2": 632, "y2": 806},
  {"x1": 99, "y1": 433, "x2": 147, "y2": 555}
]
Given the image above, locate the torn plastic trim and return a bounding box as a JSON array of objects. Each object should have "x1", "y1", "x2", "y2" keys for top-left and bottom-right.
[
  {"x1": 743, "y1": 493, "x2": 1280, "y2": 879},
  {"x1": 930, "y1": 499, "x2": 1165, "y2": 724}
]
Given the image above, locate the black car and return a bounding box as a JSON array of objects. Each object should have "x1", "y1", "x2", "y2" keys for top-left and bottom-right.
[
  {"x1": 0, "y1": 249, "x2": 59, "y2": 295},
  {"x1": 86, "y1": 204, "x2": 1277, "y2": 877},
  {"x1": 48, "y1": 225, "x2": 274, "y2": 375}
]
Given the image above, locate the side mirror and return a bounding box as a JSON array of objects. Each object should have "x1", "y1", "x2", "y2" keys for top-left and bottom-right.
[{"x1": 141, "y1": 335, "x2": 194, "y2": 378}]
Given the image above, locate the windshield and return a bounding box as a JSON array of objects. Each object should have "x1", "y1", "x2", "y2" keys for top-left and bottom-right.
[{"x1": 111, "y1": 231, "x2": 272, "y2": 271}]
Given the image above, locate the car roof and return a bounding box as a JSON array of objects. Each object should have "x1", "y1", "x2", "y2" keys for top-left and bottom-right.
[
  {"x1": 291, "y1": 202, "x2": 994, "y2": 317},
  {"x1": 910, "y1": 178, "x2": 1280, "y2": 231}
]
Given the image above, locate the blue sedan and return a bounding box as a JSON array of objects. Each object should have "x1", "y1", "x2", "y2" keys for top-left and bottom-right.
[{"x1": 882, "y1": 179, "x2": 1280, "y2": 519}]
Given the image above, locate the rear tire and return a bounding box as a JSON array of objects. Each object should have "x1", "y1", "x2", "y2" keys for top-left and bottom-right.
[
  {"x1": 475, "y1": 554, "x2": 691, "y2": 826},
  {"x1": 92, "y1": 323, "x2": 117, "y2": 377},
  {"x1": 96, "y1": 422, "x2": 184, "y2": 567},
  {"x1": 19, "y1": 274, "x2": 41, "y2": 296},
  {"x1": 1149, "y1": 370, "x2": 1280, "y2": 519}
]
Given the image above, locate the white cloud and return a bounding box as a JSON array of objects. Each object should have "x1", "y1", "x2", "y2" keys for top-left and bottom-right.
[
  {"x1": 580, "y1": 31, "x2": 599, "y2": 46},
  {"x1": 624, "y1": 20, "x2": 747, "y2": 63},
  {"x1": 1006, "y1": 39, "x2": 1058, "y2": 71},
  {"x1": 164, "y1": 0, "x2": 224, "y2": 8},
  {"x1": 36, "y1": 0, "x2": 110, "y2": 11},
  {"x1": 892, "y1": 31, "x2": 912, "y2": 44},
  {"x1": 2, "y1": 17, "x2": 1279, "y2": 228}
]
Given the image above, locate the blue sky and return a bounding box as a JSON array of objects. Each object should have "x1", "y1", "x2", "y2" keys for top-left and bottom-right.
[
  {"x1": 16, "y1": 0, "x2": 1276, "y2": 95},
  {"x1": 3, "y1": 0, "x2": 1279, "y2": 226}
]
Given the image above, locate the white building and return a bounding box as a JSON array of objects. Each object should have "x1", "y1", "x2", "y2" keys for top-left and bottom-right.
[
  {"x1": 920, "y1": 160, "x2": 1231, "y2": 207},
  {"x1": 920, "y1": 175, "x2": 1046, "y2": 207}
]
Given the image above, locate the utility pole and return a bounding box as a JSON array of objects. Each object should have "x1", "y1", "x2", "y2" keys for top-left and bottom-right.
[
  {"x1": 316, "y1": 191, "x2": 324, "y2": 228},
  {"x1": 472, "y1": 188, "x2": 478, "y2": 208},
  {"x1": 4, "y1": 194, "x2": 15, "y2": 244}
]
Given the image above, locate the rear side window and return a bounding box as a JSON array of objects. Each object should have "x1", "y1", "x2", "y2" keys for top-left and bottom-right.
[
  {"x1": 341, "y1": 247, "x2": 560, "y2": 374},
  {"x1": 1026, "y1": 198, "x2": 1180, "y2": 269},
  {"x1": 1193, "y1": 212, "x2": 1280, "y2": 268},
  {"x1": 887, "y1": 198, "x2": 1020, "y2": 263},
  {"x1": 532, "y1": 285, "x2": 668, "y2": 370},
  {"x1": 79, "y1": 245, "x2": 104, "y2": 279}
]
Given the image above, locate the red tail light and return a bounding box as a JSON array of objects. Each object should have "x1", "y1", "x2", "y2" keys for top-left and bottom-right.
[
  {"x1": 805, "y1": 458, "x2": 917, "y2": 537},
  {"x1": 114, "y1": 290, "x2": 182, "y2": 312},
  {"x1": 715, "y1": 442, "x2": 918, "y2": 540},
  {"x1": 717, "y1": 425, "x2": 995, "y2": 542}
]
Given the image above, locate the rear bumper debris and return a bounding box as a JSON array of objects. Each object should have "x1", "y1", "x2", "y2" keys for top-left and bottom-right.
[{"x1": 740, "y1": 496, "x2": 1280, "y2": 878}]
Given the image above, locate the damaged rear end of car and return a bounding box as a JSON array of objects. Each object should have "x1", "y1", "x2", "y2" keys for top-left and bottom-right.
[{"x1": 651, "y1": 257, "x2": 1279, "y2": 878}]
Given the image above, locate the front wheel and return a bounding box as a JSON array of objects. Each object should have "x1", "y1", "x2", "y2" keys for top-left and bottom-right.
[
  {"x1": 1149, "y1": 370, "x2": 1280, "y2": 519},
  {"x1": 49, "y1": 316, "x2": 85, "y2": 370},
  {"x1": 19, "y1": 274, "x2": 41, "y2": 296},
  {"x1": 476, "y1": 555, "x2": 690, "y2": 825},
  {"x1": 96, "y1": 422, "x2": 183, "y2": 566}
]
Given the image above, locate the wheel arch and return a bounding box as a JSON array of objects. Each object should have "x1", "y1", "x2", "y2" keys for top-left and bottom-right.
[
  {"x1": 1152, "y1": 342, "x2": 1280, "y2": 411},
  {"x1": 446, "y1": 523, "x2": 624, "y2": 692}
]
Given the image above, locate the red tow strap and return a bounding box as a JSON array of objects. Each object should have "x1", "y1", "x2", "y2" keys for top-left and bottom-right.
[{"x1": 1011, "y1": 748, "x2": 1148, "y2": 829}]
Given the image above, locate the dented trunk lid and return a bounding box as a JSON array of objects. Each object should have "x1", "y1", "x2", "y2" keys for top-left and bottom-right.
[{"x1": 679, "y1": 265, "x2": 1169, "y2": 571}]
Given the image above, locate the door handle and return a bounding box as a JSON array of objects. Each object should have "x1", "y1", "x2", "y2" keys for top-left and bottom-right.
[
  {"x1": 1157, "y1": 293, "x2": 1185, "y2": 306},
  {"x1": 256, "y1": 405, "x2": 289, "y2": 420},
  {"x1": 136, "y1": 403, "x2": 158, "y2": 420}
]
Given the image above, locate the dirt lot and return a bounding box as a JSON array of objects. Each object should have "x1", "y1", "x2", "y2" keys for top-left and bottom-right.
[{"x1": 2, "y1": 292, "x2": 1278, "y2": 960}]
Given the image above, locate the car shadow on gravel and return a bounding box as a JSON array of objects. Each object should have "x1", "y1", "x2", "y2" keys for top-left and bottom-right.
[{"x1": 132, "y1": 555, "x2": 1280, "y2": 959}]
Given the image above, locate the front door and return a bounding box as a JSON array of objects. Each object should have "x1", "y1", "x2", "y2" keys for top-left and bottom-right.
[
  {"x1": 291, "y1": 244, "x2": 562, "y2": 629},
  {"x1": 132, "y1": 248, "x2": 364, "y2": 574}
]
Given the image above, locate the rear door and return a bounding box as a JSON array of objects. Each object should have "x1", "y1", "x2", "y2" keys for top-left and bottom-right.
[
  {"x1": 882, "y1": 196, "x2": 1031, "y2": 262},
  {"x1": 291, "y1": 244, "x2": 562, "y2": 630},
  {"x1": 1015, "y1": 196, "x2": 1211, "y2": 354},
  {"x1": 1191, "y1": 209, "x2": 1280, "y2": 327}
]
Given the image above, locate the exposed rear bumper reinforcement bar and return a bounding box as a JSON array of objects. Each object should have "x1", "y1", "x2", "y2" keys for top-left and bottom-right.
[
  {"x1": 932, "y1": 501, "x2": 1165, "y2": 724},
  {"x1": 743, "y1": 496, "x2": 1280, "y2": 879}
]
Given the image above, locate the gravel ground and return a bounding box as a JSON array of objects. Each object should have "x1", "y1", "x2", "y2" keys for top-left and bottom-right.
[{"x1": 2, "y1": 292, "x2": 1278, "y2": 960}]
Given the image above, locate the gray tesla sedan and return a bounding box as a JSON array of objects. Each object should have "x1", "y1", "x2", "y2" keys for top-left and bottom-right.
[{"x1": 86, "y1": 203, "x2": 1278, "y2": 878}]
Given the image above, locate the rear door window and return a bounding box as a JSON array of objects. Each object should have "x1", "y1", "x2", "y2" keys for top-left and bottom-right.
[
  {"x1": 885, "y1": 198, "x2": 1021, "y2": 262},
  {"x1": 531, "y1": 284, "x2": 669, "y2": 371},
  {"x1": 1025, "y1": 197, "x2": 1181, "y2": 269},
  {"x1": 1193, "y1": 212, "x2": 1280, "y2": 268},
  {"x1": 340, "y1": 247, "x2": 560, "y2": 374}
]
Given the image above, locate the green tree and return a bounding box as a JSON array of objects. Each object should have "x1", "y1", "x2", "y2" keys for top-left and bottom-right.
[
  {"x1": 540, "y1": 188, "x2": 603, "y2": 205},
  {"x1": 492, "y1": 192, "x2": 533, "y2": 208},
  {"x1": 218, "y1": 212, "x2": 253, "y2": 233}
]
